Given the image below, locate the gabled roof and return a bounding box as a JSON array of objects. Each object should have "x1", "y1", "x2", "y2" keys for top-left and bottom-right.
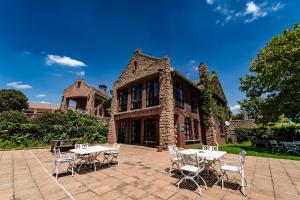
[{"x1": 64, "y1": 78, "x2": 109, "y2": 99}]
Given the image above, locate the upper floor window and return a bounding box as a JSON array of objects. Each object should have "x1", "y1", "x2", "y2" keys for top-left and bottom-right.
[
  {"x1": 184, "y1": 118, "x2": 192, "y2": 140},
  {"x1": 131, "y1": 84, "x2": 142, "y2": 110},
  {"x1": 174, "y1": 81, "x2": 183, "y2": 107},
  {"x1": 191, "y1": 92, "x2": 198, "y2": 113},
  {"x1": 119, "y1": 89, "x2": 128, "y2": 112},
  {"x1": 146, "y1": 78, "x2": 159, "y2": 107}
]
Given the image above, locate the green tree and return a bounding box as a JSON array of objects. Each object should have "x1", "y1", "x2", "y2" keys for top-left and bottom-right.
[
  {"x1": 240, "y1": 24, "x2": 300, "y2": 123},
  {"x1": 0, "y1": 89, "x2": 29, "y2": 112},
  {"x1": 231, "y1": 113, "x2": 243, "y2": 120},
  {"x1": 238, "y1": 97, "x2": 263, "y2": 122}
]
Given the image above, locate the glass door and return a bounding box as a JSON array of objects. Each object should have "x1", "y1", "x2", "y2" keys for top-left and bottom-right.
[
  {"x1": 117, "y1": 121, "x2": 126, "y2": 143},
  {"x1": 131, "y1": 120, "x2": 141, "y2": 144},
  {"x1": 145, "y1": 119, "x2": 156, "y2": 142}
]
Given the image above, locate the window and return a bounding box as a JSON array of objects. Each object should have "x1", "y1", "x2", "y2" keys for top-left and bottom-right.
[
  {"x1": 191, "y1": 92, "x2": 198, "y2": 113},
  {"x1": 146, "y1": 78, "x2": 159, "y2": 107},
  {"x1": 77, "y1": 82, "x2": 81, "y2": 88},
  {"x1": 184, "y1": 118, "x2": 192, "y2": 140},
  {"x1": 193, "y1": 119, "x2": 199, "y2": 139},
  {"x1": 131, "y1": 84, "x2": 142, "y2": 110},
  {"x1": 119, "y1": 89, "x2": 128, "y2": 112},
  {"x1": 174, "y1": 81, "x2": 183, "y2": 107}
]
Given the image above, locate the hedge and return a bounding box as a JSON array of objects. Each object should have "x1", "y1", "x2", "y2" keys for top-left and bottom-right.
[
  {"x1": 0, "y1": 110, "x2": 108, "y2": 148},
  {"x1": 235, "y1": 124, "x2": 300, "y2": 143}
]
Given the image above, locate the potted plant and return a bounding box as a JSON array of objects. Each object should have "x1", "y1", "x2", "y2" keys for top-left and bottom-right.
[{"x1": 157, "y1": 145, "x2": 164, "y2": 152}]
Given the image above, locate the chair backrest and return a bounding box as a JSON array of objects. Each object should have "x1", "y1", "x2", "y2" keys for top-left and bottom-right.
[
  {"x1": 269, "y1": 140, "x2": 277, "y2": 147},
  {"x1": 193, "y1": 153, "x2": 205, "y2": 171},
  {"x1": 202, "y1": 145, "x2": 210, "y2": 151},
  {"x1": 75, "y1": 144, "x2": 82, "y2": 149},
  {"x1": 113, "y1": 143, "x2": 121, "y2": 151},
  {"x1": 238, "y1": 151, "x2": 247, "y2": 170},
  {"x1": 53, "y1": 148, "x2": 61, "y2": 159},
  {"x1": 210, "y1": 146, "x2": 218, "y2": 151},
  {"x1": 168, "y1": 145, "x2": 178, "y2": 160}
]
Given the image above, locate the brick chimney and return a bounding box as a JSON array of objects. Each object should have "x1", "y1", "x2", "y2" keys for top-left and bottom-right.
[
  {"x1": 99, "y1": 84, "x2": 107, "y2": 92},
  {"x1": 198, "y1": 63, "x2": 208, "y2": 80}
]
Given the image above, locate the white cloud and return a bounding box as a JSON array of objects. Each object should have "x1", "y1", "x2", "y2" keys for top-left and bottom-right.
[
  {"x1": 46, "y1": 54, "x2": 87, "y2": 67},
  {"x1": 6, "y1": 82, "x2": 32, "y2": 89},
  {"x1": 213, "y1": 1, "x2": 284, "y2": 25},
  {"x1": 230, "y1": 104, "x2": 241, "y2": 114},
  {"x1": 244, "y1": 1, "x2": 267, "y2": 23},
  {"x1": 271, "y1": 2, "x2": 284, "y2": 11},
  {"x1": 36, "y1": 94, "x2": 46, "y2": 98},
  {"x1": 76, "y1": 70, "x2": 85, "y2": 76},
  {"x1": 40, "y1": 101, "x2": 50, "y2": 104},
  {"x1": 206, "y1": 0, "x2": 214, "y2": 5}
]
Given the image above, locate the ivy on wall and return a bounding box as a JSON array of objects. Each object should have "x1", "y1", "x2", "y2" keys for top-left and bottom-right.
[{"x1": 198, "y1": 64, "x2": 229, "y2": 129}]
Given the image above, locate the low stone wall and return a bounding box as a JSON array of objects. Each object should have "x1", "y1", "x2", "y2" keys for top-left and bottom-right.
[{"x1": 228, "y1": 119, "x2": 256, "y2": 143}]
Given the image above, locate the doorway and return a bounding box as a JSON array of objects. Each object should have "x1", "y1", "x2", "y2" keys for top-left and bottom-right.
[
  {"x1": 144, "y1": 119, "x2": 156, "y2": 142},
  {"x1": 131, "y1": 120, "x2": 141, "y2": 144}
]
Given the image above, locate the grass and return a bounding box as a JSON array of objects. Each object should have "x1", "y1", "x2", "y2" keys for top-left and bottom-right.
[{"x1": 195, "y1": 141, "x2": 300, "y2": 161}]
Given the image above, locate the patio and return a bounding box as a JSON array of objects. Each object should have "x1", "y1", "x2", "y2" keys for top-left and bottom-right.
[{"x1": 0, "y1": 144, "x2": 300, "y2": 200}]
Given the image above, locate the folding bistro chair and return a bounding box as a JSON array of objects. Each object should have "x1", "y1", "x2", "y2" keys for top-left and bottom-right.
[
  {"x1": 220, "y1": 151, "x2": 248, "y2": 195},
  {"x1": 52, "y1": 148, "x2": 75, "y2": 179},
  {"x1": 168, "y1": 145, "x2": 182, "y2": 173},
  {"x1": 177, "y1": 152, "x2": 207, "y2": 196},
  {"x1": 103, "y1": 143, "x2": 121, "y2": 166}
]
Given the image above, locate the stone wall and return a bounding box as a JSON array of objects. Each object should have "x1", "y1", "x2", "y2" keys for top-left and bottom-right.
[
  {"x1": 228, "y1": 119, "x2": 256, "y2": 143},
  {"x1": 158, "y1": 58, "x2": 176, "y2": 147}
]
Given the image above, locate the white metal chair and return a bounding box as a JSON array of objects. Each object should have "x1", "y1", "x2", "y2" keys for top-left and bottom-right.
[
  {"x1": 103, "y1": 143, "x2": 121, "y2": 166},
  {"x1": 220, "y1": 151, "x2": 248, "y2": 195},
  {"x1": 177, "y1": 152, "x2": 207, "y2": 196},
  {"x1": 52, "y1": 148, "x2": 75, "y2": 179},
  {"x1": 269, "y1": 140, "x2": 283, "y2": 153},
  {"x1": 168, "y1": 145, "x2": 182, "y2": 173},
  {"x1": 202, "y1": 145, "x2": 210, "y2": 151}
]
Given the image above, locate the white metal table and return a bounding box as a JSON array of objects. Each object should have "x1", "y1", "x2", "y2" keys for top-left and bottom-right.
[
  {"x1": 70, "y1": 145, "x2": 114, "y2": 172},
  {"x1": 179, "y1": 149, "x2": 227, "y2": 180}
]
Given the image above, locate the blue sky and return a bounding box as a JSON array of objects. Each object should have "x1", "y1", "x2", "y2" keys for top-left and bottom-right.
[{"x1": 0, "y1": 0, "x2": 299, "y2": 113}]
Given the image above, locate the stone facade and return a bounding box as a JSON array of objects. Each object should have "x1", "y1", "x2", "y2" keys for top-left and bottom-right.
[
  {"x1": 60, "y1": 78, "x2": 109, "y2": 117},
  {"x1": 108, "y1": 50, "x2": 229, "y2": 147}
]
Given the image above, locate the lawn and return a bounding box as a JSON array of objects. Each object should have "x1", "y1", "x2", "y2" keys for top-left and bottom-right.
[{"x1": 195, "y1": 141, "x2": 300, "y2": 161}]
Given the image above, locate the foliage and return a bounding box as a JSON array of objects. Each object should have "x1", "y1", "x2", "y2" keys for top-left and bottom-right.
[
  {"x1": 0, "y1": 110, "x2": 28, "y2": 123},
  {"x1": 195, "y1": 141, "x2": 300, "y2": 161},
  {"x1": 240, "y1": 24, "x2": 300, "y2": 123},
  {"x1": 0, "y1": 89, "x2": 29, "y2": 112},
  {"x1": 199, "y1": 64, "x2": 212, "y2": 127},
  {"x1": 234, "y1": 123, "x2": 300, "y2": 142},
  {"x1": 238, "y1": 97, "x2": 263, "y2": 122},
  {"x1": 231, "y1": 113, "x2": 243, "y2": 120},
  {"x1": 0, "y1": 110, "x2": 109, "y2": 149}
]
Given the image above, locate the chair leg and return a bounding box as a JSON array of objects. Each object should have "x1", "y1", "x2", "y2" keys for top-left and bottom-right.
[
  {"x1": 56, "y1": 165, "x2": 59, "y2": 180},
  {"x1": 198, "y1": 176, "x2": 208, "y2": 189},
  {"x1": 190, "y1": 178, "x2": 203, "y2": 196}
]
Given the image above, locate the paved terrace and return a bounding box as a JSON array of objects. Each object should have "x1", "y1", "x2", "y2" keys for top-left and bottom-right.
[{"x1": 0, "y1": 145, "x2": 300, "y2": 200}]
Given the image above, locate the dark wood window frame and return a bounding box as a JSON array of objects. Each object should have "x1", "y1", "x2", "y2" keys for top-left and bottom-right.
[
  {"x1": 146, "y1": 78, "x2": 159, "y2": 107},
  {"x1": 118, "y1": 89, "x2": 128, "y2": 112},
  {"x1": 131, "y1": 84, "x2": 142, "y2": 110},
  {"x1": 174, "y1": 81, "x2": 184, "y2": 107}
]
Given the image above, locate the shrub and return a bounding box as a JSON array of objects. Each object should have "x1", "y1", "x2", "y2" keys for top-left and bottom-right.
[
  {"x1": 0, "y1": 110, "x2": 109, "y2": 148},
  {"x1": 0, "y1": 110, "x2": 28, "y2": 123},
  {"x1": 235, "y1": 124, "x2": 300, "y2": 142}
]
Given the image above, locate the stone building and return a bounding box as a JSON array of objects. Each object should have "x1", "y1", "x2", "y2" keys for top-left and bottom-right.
[
  {"x1": 60, "y1": 78, "x2": 110, "y2": 117},
  {"x1": 27, "y1": 102, "x2": 60, "y2": 114},
  {"x1": 108, "y1": 50, "x2": 230, "y2": 147}
]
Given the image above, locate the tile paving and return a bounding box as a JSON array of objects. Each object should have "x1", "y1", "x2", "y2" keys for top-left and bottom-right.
[{"x1": 0, "y1": 144, "x2": 300, "y2": 199}]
